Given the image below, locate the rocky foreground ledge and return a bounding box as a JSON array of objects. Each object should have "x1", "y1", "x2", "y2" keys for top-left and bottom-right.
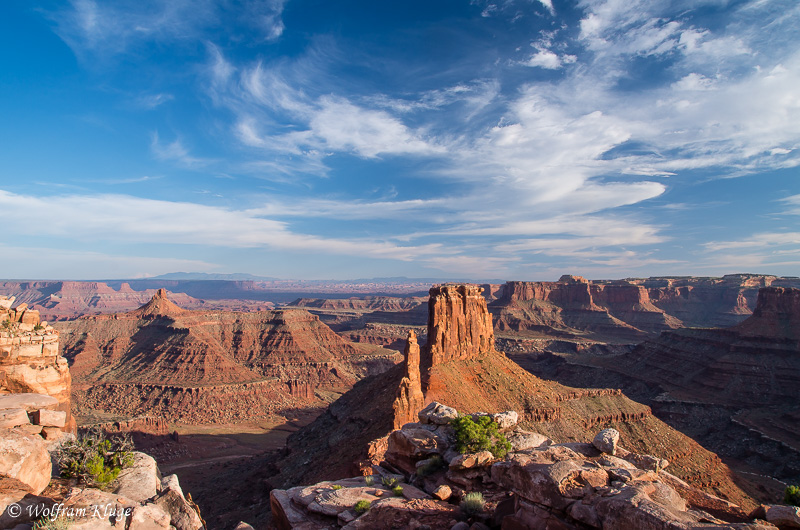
[
  {"x1": 0, "y1": 395, "x2": 208, "y2": 529},
  {"x1": 270, "y1": 402, "x2": 797, "y2": 530}
]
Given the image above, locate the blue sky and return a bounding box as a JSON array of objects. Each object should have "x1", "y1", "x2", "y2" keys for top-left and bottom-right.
[{"x1": 1, "y1": 0, "x2": 798, "y2": 280}]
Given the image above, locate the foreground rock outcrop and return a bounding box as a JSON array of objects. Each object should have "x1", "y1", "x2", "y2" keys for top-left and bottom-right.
[
  {"x1": 271, "y1": 403, "x2": 775, "y2": 530},
  {"x1": 1, "y1": 297, "x2": 75, "y2": 433}
]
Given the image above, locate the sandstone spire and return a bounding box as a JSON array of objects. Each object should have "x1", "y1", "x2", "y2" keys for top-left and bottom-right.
[{"x1": 392, "y1": 330, "x2": 424, "y2": 429}]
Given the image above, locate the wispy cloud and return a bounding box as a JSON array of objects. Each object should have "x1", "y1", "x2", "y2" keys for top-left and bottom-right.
[
  {"x1": 150, "y1": 132, "x2": 214, "y2": 168},
  {"x1": 51, "y1": 0, "x2": 287, "y2": 61}
]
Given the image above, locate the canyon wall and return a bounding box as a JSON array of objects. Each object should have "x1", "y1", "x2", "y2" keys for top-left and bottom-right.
[{"x1": 0, "y1": 295, "x2": 74, "y2": 432}]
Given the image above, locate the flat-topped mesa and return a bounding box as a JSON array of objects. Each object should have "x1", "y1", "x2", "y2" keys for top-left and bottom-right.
[
  {"x1": 128, "y1": 287, "x2": 185, "y2": 318},
  {"x1": 392, "y1": 330, "x2": 424, "y2": 429},
  {"x1": 425, "y1": 284, "x2": 495, "y2": 367},
  {"x1": 734, "y1": 286, "x2": 800, "y2": 341}
]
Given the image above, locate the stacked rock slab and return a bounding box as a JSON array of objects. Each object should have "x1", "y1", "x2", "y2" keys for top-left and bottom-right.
[{"x1": 0, "y1": 296, "x2": 74, "y2": 433}]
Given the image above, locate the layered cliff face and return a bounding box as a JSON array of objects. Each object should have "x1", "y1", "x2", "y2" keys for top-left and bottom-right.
[
  {"x1": 58, "y1": 291, "x2": 399, "y2": 423},
  {"x1": 0, "y1": 296, "x2": 74, "y2": 432},
  {"x1": 489, "y1": 274, "x2": 800, "y2": 341},
  {"x1": 733, "y1": 286, "x2": 800, "y2": 341},
  {"x1": 267, "y1": 284, "x2": 755, "y2": 511},
  {"x1": 491, "y1": 278, "x2": 661, "y2": 340}
]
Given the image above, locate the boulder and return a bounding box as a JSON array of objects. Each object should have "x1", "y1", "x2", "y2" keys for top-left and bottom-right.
[
  {"x1": 433, "y1": 485, "x2": 452, "y2": 501},
  {"x1": 765, "y1": 504, "x2": 800, "y2": 528},
  {"x1": 153, "y1": 488, "x2": 204, "y2": 530},
  {"x1": 623, "y1": 452, "x2": 669, "y2": 472},
  {"x1": 234, "y1": 523, "x2": 255, "y2": 530},
  {"x1": 0, "y1": 394, "x2": 58, "y2": 413},
  {"x1": 161, "y1": 474, "x2": 184, "y2": 498},
  {"x1": 60, "y1": 487, "x2": 138, "y2": 529},
  {"x1": 418, "y1": 402, "x2": 458, "y2": 425},
  {"x1": 111, "y1": 452, "x2": 160, "y2": 503},
  {"x1": 31, "y1": 409, "x2": 66, "y2": 428},
  {"x1": 449, "y1": 451, "x2": 494, "y2": 470},
  {"x1": 129, "y1": 503, "x2": 171, "y2": 530},
  {"x1": 0, "y1": 409, "x2": 30, "y2": 429},
  {"x1": 506, "y1": 430, "x2": 551, "y2": 452},
  {"x1": 491, "y1": 411, "x2": 519, "y2": 430},
  {"x1": 386, "y1": 424, "x2": 448, "y2": 474},
  {"x1": 592, "y1": 428, "x2": 620, "y2": 455},
  {"x1": 0, "y1": 429, "x2": 51, "y2": 496}
]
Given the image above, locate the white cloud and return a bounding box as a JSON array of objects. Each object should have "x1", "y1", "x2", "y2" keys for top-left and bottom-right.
[
  {"x1": 0, "y1": 189, "x2": 450, "y2": 265},
  {"x1": 524, "y1": 50, "x2": 576, "y2": 69},
  {"x1": 150, "y1": 132, "x2": 214, "y2": 168},
  {"x1": 536, "y1": 0, "x2": 555, "y2": 16}
]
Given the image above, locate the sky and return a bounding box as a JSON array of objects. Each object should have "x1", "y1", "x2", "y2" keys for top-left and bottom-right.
[{"x1": 0, "y1": 0, "x2": 798, "y2": 281}]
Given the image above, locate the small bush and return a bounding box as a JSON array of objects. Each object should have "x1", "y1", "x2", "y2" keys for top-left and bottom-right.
[
  {"x1": 354, "y1": 500, "x2": 371, "y2": 514},
  {"x1": 451, "y1": 415, "x2": 511, "y2": 459},
  {"x1": 55, "y1": 428, "x2": 134, "y2": 488},
  {"x1": 460, "y1": 491, "x2": 485, "y2": 516},
  {"x1": 364, "y1": 475, "x2": 375, "y2": 486},
  {"x1": 417, "y1": 455, "x2": 445, "y2": 477},
  {"x1": 785, "y1": 485, "x2": 800, "y2": 506},
  {"x1": 392, "y1": 485, "x2": 404, "y2": 497},
  {"x1": 33, "y1": 517, "x2": 72, "y2": 530},
  {"x1": 381, "y1": 476, "x2": 398, "y2": 488},
  {"x1": 331, "y1": 484, "x2": 342, "y2": 490}
]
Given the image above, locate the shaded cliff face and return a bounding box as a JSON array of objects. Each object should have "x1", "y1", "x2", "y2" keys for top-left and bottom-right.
[
  {"x1": 57, "y1": 291, "x2": 399, "y2": 423},
  {"x1": 734, "y1": 286, "x2": 800, "y2": 340},
  {"x1": 602, "y1": 287, "x2": 800, "y2": 408},
  {"x1": 267, "y1": 284, "x2": 755, "y2": 511}
]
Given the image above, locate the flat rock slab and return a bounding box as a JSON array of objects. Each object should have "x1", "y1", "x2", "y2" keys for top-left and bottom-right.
[
  {"x1": 307, "y1": 486, "x2": 382, "y2": 517},
  {"x1": 32, "y1": 409, "x2": 66, "y2": 428},
  {"x1": 0, "y1": 394, "x2": 58, "y2": 413},
  {"x1": 0, "y1": 409, "x2": 30, "y2": 429}
]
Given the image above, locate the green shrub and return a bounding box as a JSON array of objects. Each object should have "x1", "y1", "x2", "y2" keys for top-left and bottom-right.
[
  {"x1": 55, "y1": 428, "x2": 134, "y2": 488},
  {"x1": 392, "y1": 485, "x2": 404, "y2": 497},
  {"x1": 417, "y1": 455, "x2": 445, "y2": 477},
  {"x1": 364, "y1": 475, "x2": 375, "y2": 486},
  {"x1": 460, "y1": 491, "x2": 485, "y2": 516},
  {"x1": 33, "y1": 516, "x2": 72, "y2": 530},
  {"x1": 354, "y1": 500, "x2": 371, "y2": 514},
  {"x1": 451, "y1": 415, "x2": 511, "y2": 459},
  {"x1": 785, "y1": 485, "x2": 800, "y2": 506},
  {"x1": 381, "y1": 476, "x2": 398, "y2": 488},
  {"x1": 331, "y1": 484, "x2": 342, "y2": 490}
]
